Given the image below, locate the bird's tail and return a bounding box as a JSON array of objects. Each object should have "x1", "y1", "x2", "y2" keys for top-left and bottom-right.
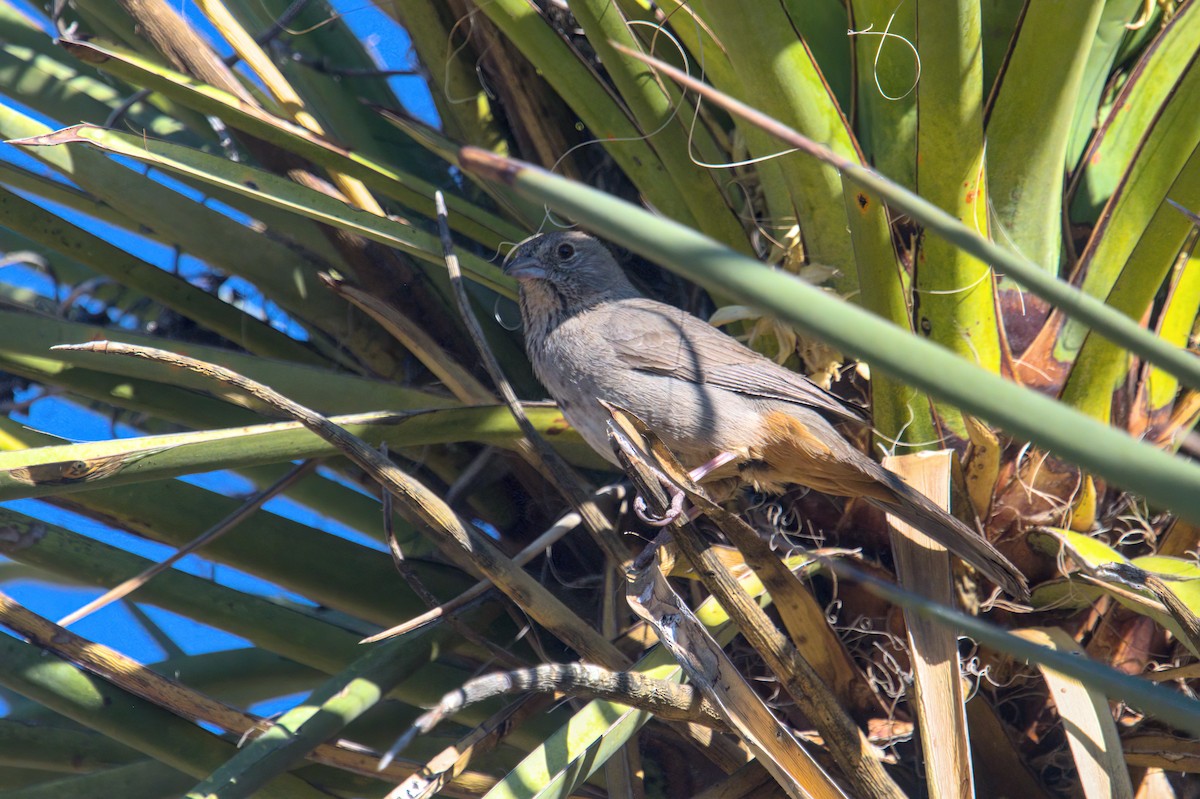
[
  {"x1": 752, "y1": 407, "x2": 1028, "y2": 598},
  {"x1": 865, "y1": 473, "x2": 1029, "y2": 601}
]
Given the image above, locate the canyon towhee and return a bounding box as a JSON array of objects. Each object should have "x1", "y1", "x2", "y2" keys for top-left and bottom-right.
[{"x1": 505, "y1": 231, "x2": 1028, "y2": 599}]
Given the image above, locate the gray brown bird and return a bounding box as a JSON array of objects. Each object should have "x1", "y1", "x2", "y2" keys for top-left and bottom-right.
[{"x1": 505, "y1": 231, "x2": 1028, "y2": 599}]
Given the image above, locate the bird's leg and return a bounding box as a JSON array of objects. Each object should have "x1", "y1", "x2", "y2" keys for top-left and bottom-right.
[
  {"x1": 689, "y1": 451, "x2": 738, "y2": 482},
  {"x1": 633, "y1": 451, "x2": 738, "y2": 526}
]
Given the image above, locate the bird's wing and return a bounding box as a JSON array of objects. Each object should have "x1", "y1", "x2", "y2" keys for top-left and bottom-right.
[{"x1": 602, "y1": 299, "x2": 868, "y2": 424}]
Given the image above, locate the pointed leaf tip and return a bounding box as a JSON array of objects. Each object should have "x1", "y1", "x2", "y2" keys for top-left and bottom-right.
[
  {"x1": 49, "y1": 341, "x2": 107, "y2": 353},
  {"x1": 7, "y1": 125, "x2": 94, "y2": 148},
  {"x1": 58, "y1": 39, "x2": 110, "y2": 64},
  {"x1": 458, "y1": 147, "x2": 523, "y2": 185}
]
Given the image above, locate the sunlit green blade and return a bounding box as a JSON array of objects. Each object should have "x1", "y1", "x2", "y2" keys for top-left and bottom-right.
[
  {"x1": 653, "y1": 0, "x2": 795, "y2": 231},
  {"x1": 781, "y1": 0, "x2": 852, "y2": 112},
  {"x1": 850, "y1": 0, "x2": 917, "y2": 191},
  {"x1": 841, "y1": 180, "x2": 936, "y2": 447},
  {"x1": 1058, "y1": 50, "x2": 1200, "y2": 367},
  {"x1": 0, "y1": 406, "x2": 598, "y2": 501},
  {"x1": 475, "y1": 0, "x2": 707, "y2": 233},
  {"x1": 566, "y1": 0, "x2": 748, "y2": 252},
  {"x1": 1029, "y1": 528, "x2": 1200, "y2": 658},
  {"x1": 697, "y1": 0, "x2": 864, "y2": 291},
  {"x1": 1064, "y1": 0, "x2": 1144, "y2": 170},
  {"x1": 987, "y1": 0, "x2": 1105, "y2": 274},
  {"x1": 180, "y1": 625, "x2": 452, "y2": 799},
  {"x1": 382, "y1": 1, "x2": 509, "y2": 155},
  {"x1": 1062, "y1": 144, "x2": 1200, "y2": 420},
  {"x1": 914, "y1": 0, "x2": 1001, "y2": 441},
  {"x1": 1071, "y1": 3, "x2": 1200, "y2": 223},
  {"x1": 1148, "y1": 242, "x2": 1200, "y2": 411}
]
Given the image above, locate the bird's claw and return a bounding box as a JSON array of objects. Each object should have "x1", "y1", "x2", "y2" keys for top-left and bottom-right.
[
  {"x1": 634, "y1": 488, "x2": 686, "y2": 527},
  {"x1": 631, "y1": 454, "x2": 736, "y2": 526}
]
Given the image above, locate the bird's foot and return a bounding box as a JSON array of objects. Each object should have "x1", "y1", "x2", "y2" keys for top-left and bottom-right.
[
  {"x1": 634, "y1": 489, "x2": 686, "y2": 526},
  {"x1": 632, "y1": 453, "x2": 737, "y2": 526}
]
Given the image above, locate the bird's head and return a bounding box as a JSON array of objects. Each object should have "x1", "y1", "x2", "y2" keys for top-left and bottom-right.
[{"x1": 503, "y1": 231, "x2": 640, "y2": 312}]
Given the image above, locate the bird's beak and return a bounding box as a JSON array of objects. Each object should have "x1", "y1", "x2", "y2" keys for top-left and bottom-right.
[{"x1": 503, "y1": 256, "x2": 547, "y2": 282}]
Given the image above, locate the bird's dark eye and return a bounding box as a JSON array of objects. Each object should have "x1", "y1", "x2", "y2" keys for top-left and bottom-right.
[{"x1": 556, "y1": 242, "x2": 576, "y2": 260}]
